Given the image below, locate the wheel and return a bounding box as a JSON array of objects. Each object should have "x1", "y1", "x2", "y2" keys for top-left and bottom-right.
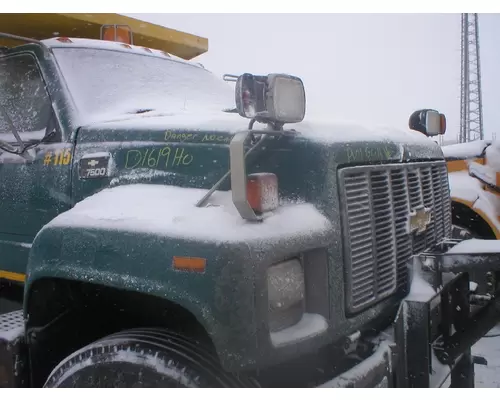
[{"x1": 44, "y1": 328, "x2": 259, "y2": 388}]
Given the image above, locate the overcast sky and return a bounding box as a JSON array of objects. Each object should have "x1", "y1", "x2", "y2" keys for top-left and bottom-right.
[{"x1": 125, "y1": 13, "x2": 500, "y2": 142}]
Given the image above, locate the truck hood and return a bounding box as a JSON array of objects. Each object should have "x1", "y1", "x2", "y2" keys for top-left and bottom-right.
[
  {"x1": 71, "y1": 110, "x2": 446, "y2": 209},
  {"x1": 81, "y1": 110, "x2": 444, "y2": 161}
]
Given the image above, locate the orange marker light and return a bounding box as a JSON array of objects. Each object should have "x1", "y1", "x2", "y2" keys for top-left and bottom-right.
[
  {"x1": 247, "y1": 173, "x2": 279, "y2": 213},
  {"x1": 101, "y1": 24, "x2": 133, "y2": 45},
  {"x1": 172, "y1": 256, "x2": 206, "y2": 272},
  {"x1": 56, "y1": 37, "x2": 72, "y2": 43},
  {"x1": 440, "y1": 113, "x2": 447, "y2": 135}
]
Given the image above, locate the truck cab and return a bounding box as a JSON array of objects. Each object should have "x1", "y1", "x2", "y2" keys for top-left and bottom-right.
[
  {"x1": 1, "y1": 13, "x2": 499, "y2": 389},
  {"x1": 0, "y1": 38, "x2": 221, "y2": 280}
]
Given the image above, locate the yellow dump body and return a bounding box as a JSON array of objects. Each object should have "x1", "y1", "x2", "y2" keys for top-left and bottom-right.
[{"x1": 0, "y1": 13, "x2": 208, "y2": 60}]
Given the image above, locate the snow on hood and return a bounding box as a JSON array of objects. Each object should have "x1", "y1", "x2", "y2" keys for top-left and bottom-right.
[
  {"x1": 294, "y1": 118, "x2": 435, "y2": 146},
  {"x1": 45, "y1": 184, "x2": 333, "y2": 244},
  {"x1": 85, "y1": 110, "x2": 437, "y2": 148}
]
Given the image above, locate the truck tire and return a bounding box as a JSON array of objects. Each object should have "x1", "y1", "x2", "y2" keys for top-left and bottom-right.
[{"x1": 44, "y1": 328, "x2": 258, "y2": 388}]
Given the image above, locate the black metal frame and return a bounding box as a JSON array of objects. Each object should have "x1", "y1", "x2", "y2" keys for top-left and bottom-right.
[{"x1": 392, "y1": 240, "x2": 500, "y2": 387}]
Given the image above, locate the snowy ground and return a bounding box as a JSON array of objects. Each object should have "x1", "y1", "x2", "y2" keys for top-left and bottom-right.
[{"x1": 473, "y1": 324, "x2": 500, "y2": 387}]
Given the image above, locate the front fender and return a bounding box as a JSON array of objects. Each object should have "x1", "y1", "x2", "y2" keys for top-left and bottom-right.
[
  {"x1": 24, "y1": 223, "x2": 259, "y2": 369},
  {"x1": 24, "y1": 183, "x2": 334, "y2": 370}
]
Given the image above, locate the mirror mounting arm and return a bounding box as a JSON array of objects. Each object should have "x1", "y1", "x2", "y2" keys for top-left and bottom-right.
[
  {"x1": 195, "y1": 119, "x2": 267, "y2": 209},
  {"x1": 229, "y1": 130, "x2": 263, "y2": 222}
]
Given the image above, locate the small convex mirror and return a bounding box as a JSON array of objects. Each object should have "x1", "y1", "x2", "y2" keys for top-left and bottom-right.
[
  {"x1": 235, "y1": 73, "x2": 306, "y2": 125},
  {"x1": 409, "y1": 109, "x2": 446, "y2": 137}
]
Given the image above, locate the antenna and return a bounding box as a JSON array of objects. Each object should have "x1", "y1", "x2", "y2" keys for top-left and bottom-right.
[{"x1": 459, "y1": 13, "x2": 484, "y2": 143}]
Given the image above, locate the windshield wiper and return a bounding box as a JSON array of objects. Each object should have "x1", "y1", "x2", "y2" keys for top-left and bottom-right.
[
  {"x1": 127, "y1": 108, "x2": 156, "y2": 115},
  {"x1": 0, "y1": 105, "x2": 57, "y2": 158},
  {"x1": 0, "y1": 104, "x2": 24, "y2": 153}
]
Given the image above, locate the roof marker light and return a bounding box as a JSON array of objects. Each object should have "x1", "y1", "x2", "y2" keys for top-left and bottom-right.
[
  {"x1": 56, "y1": 37, "x2": 72, "y2": 43},
  {"x1": 101, "y1": 24, "x2": 133, "y2": 45}
]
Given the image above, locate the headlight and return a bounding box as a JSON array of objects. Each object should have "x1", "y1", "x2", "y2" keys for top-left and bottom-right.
[
  {"x1": 234, "y1": 73, "x2": 306, "y2": 124},
  {"x1": 267, "y1": 259, "x2": 305, "y2": 332}
]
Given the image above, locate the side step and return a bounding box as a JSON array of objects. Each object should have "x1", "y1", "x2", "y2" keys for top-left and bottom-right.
[{"x1": 0, "y1": 310, "x2": 27, "y2": 387}]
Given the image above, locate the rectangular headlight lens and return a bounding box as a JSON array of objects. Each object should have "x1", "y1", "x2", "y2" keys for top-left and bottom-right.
[
  {"x1": 267, "y1": 259, "x2": 305, "y2": 332},
  {"x1": 270, "y1": 75, "x2": 306, "y2": 123}
]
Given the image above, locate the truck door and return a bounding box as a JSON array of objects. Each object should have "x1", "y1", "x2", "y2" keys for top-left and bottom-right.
[{"x1": 0, "y1": 52, "x2": 73, "y2": 276}]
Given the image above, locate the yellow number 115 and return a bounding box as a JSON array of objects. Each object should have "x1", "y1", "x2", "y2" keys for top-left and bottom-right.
[{"x1": 54, "y1": 149, "x2": 72, "y2": 166}]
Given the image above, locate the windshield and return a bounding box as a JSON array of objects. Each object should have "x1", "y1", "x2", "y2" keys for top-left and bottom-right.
[{"x1": 53, "y1": 48, "x2": 234, "y2": 122}]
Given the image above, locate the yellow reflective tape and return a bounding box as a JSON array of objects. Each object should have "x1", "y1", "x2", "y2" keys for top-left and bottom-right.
[{"x1": 0, "y1": 270, "x2": 26, "y2": 282}]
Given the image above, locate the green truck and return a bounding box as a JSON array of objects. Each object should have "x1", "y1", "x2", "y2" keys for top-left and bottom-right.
[{"x1": 1, "y1": 14, "x2": 500, "y2": 388}]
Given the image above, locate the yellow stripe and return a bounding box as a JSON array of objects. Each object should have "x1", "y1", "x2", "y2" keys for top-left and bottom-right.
[
  {"x1": 446, "y1": 157, "x2": 484, "y2": 173},
  {"x1": 0, "y1": 270, "x2": 26, "y2": 283}
]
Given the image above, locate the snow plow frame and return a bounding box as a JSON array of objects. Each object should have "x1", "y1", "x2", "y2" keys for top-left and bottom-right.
[{"x1": 322, "y1": 238, "x2": 500, "y2": 388}]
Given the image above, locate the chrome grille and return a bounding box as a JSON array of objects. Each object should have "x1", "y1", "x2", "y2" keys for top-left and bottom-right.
[{"x1": 339, "y1": 161, "x2": 452, "y2": 313}]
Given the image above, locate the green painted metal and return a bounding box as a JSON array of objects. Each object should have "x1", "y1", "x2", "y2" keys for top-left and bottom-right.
[{"x1": 0, "y1": 40, "x2": 445, "y2": 371}]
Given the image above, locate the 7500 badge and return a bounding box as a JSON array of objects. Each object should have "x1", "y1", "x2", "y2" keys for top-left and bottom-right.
[{"x1": 79, "y1": 153, "x2": 112, "y2": 179}]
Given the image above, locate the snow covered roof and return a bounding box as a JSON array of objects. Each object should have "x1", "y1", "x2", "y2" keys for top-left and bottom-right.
[{"x1": 41, "y1": 37, "x2": 202, "y2": 69}]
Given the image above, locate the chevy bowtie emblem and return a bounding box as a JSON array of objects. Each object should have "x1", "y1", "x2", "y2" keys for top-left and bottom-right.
[
  {"x1": 88, "y1": 159, "x2": 99, "y2": 167},
  {"x1": 409, "y1": 206, "x2": 432, "y2": 234}
]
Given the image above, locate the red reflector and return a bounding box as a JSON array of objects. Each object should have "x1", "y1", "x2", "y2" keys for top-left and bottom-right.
[
  {"x1": 56, "y1": 37, "x2": 72, "y2": 43},
  {"x1": 247, "y1": 173, "x2": 279, "y2": 213}
]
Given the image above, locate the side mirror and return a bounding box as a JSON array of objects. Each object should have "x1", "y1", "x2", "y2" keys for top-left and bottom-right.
[
  {"x1": 235, "y1": 73, "x2": 306, "y2": 125},
  {"x1": 409, "y1": 109, "x2": 446, "y2": 137}
]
